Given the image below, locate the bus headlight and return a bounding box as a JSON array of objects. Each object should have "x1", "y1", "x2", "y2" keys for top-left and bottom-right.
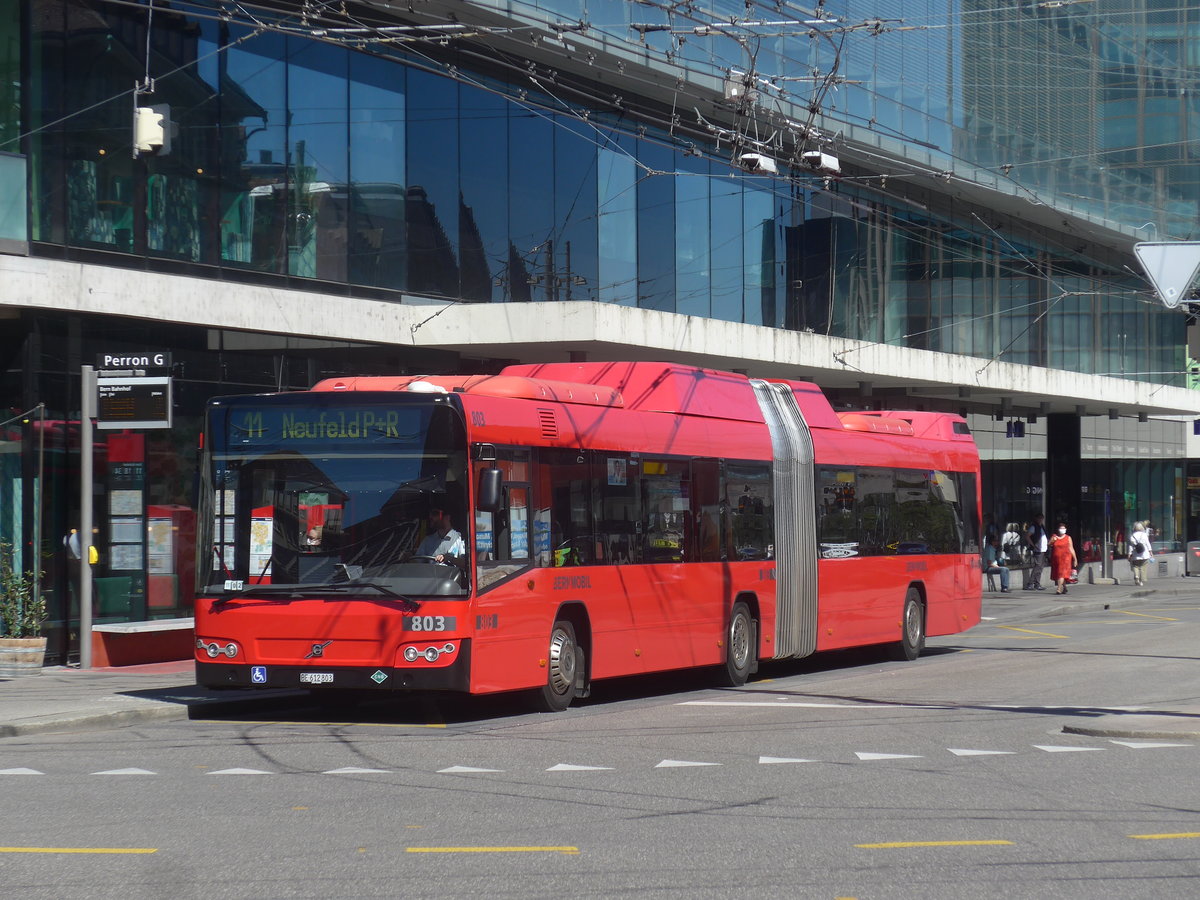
[{"x1": 197, "y1": 638, "x2": 240, "y2": 659}]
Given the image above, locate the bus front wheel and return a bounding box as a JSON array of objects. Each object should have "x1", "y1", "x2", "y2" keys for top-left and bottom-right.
[
  {"x1": 720, "y1": 602, "x2": 755, "y2": 687},
  {"x1": 893, "y1": 589, "x2": 925, "y2": 661},
  {"x1": 535, "y1": 620, "x2": 583, "y2": 712}
]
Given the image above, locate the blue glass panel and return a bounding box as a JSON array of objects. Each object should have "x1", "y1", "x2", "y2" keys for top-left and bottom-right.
[
  {"x1": 743, "y1": 179, "x2": 776, "y2": 326},
  {"x1": 675, "y1": 154, "x2": 710, "y2": 318},
  {"x1": 144, "y1": 18, "x2": 221, "y2": 264},
  {"x1": 0, "y1": 151, "x2": 25, "y2": 242},
  {"x1": 597, "y1": 141, "x2": 637, "y2": 306},
  {"x1": 554, "y1": 114, "x2": 599, "y2": 302},
  {"x1": 459, "y1": 83, "x2": 507, "y2": 302},
  {"x1": 0, "y1": 0, "x2": 19, "y2": 152},
  {"x1": 222, "y1": 27, "x2": 288, "y2": 272},
  {"x1": 407, "y1": 69, "x2": 459, "y2": 298},
  {"x1": 508, "y1": 106, "x2": 555, "y2": 302},
  {"x1": 637, "y1": 142, "x2": 674, "y2": 312},
  {"x1": 710, "y1": 170, "x2": 743, "y2": 323},
  {"x1": 286, "y1": 39, "x2": 348, "y2": 281},
  {"x1": 349, "y1": 51, "x2": 406, "y2": 290}
]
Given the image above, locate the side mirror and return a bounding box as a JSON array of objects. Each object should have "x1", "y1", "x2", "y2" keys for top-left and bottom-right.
[{"x1": 477, "y1": 467, "x2": 502, "y2": 512}]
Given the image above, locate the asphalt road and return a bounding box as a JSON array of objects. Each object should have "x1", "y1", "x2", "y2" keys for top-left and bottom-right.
[{"x1": 3, "y1": 599, "x2": 1199, "y2": 899}]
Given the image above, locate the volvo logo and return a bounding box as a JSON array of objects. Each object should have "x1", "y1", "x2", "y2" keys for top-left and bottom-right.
[{"x1": 305, "y1": 640, "x2": 333, "y2": 659}]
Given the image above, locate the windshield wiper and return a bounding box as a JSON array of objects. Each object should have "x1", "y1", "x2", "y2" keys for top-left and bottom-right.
[{"x1": 213, "y1": 581, "x2": 420, "y2": 612}]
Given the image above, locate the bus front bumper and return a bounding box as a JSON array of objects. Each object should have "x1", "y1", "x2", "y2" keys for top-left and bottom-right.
[{"x1": 196, "y1": 639, "x2": 472, "y2": 693}]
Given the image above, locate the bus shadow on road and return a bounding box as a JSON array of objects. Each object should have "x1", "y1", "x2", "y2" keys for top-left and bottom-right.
[{"x1": 189, "y1": 642, "x2": 949, "y2": 727}]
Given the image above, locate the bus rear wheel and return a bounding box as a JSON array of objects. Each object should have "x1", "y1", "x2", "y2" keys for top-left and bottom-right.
[
  {"x1": 892, "y1": 589, "x2": 925, "y2": 661},
  {"x1": 535, "y1": 620, "x2": 583, "y2": 712},
  {"x1": 720, "y1": 602, "x2": 755, "y2": 687}
]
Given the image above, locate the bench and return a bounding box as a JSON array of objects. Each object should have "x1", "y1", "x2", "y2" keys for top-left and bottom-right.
[{"x1": 91, "y1": 617, "x2": 194, "y2": 667}]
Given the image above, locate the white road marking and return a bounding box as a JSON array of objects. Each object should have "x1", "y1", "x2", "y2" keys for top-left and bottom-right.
[
  {"x1": 0, "y1": 767, "x2": 43, "y2": 775},
  {"x1": 655, "y1": 759, "x2": 721, "y2": 768},
  {"x1": 324, "y1": 766, "x2": 389, "y2": 774},
  {"x1": 546, "y1": 763, "x2": 613, "y2": 771},
  {"x1": 680, "y1": 700, "x2": 947, "y2": 709},
  {"x1": 91, "y1": 768, "x2": 155, "y2": 775},
  {"x1": 437, "y1": 766, "x2": 502, "y2": 774},
  {"x1": 1109, "y1": 740, "x2": 1192, "y2": 749},
  {"x1": 1033, "y1": 745, "x2": 1103, "y2": 753},
  {"x1": 855, "y1": 752, "x2": 923, "y2": 761},
  {"x1": 947, "y1": 749, "x2": 1015, "y2": 756},
  {"x1": 206, "y1": 767, "x2": 273, "y2": 774},
  {"x1": 758, "y1": 756, "x2": 815, "y2": 764}
]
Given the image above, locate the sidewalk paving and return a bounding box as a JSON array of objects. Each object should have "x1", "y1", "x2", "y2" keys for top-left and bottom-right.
[{"x1": 1, "y1": 578, "x2": 1197, "y2": 739}]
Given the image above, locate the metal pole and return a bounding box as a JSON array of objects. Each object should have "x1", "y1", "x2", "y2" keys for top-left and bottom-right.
[
  {"x1": 80, "y1": 366, "x2": 95, "y2": 668},
  {"x1": 1102, "y1": 488, "x2": 1112, "y2": 581},
  {"x1": 33, "y1": 403, "x2": 44, "y2": 618}
]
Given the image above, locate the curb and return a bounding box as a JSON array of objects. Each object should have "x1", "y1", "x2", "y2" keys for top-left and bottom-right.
[
  {"x1": 0, "y1": 690, "x2": 309, "y2": 738},
  {"x1": 1063, "y1": 715, "x2": 1200, "y2": 740}
]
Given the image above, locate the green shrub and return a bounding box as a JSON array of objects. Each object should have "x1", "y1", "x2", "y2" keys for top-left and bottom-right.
[{"x1": 0, "y1": 541, "x2": 45, "y2": 638}]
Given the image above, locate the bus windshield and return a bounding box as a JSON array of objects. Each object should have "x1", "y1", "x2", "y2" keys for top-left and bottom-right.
[{"x1": 198, "y1": 394, "x2": 470, "y2": 598}]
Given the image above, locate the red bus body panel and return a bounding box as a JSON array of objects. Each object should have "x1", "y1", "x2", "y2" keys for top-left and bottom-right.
[{"x1": 200, "y1": 362, "x2": 981, "y2": 697}]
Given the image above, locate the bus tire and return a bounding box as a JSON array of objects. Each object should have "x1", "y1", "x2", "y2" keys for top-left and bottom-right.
[
  {"x1": 893, "y1": 588, "x2": 925, "y2": 661},
  {"x1": 720, "y1": 601, "x2": 755, "y2": 687},
  {"x1": 535, "y1": 620, "x2": 581, "y2": 712}
]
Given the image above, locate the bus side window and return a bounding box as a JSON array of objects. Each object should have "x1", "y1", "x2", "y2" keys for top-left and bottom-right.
[
  {"x1": 543, "y1": 449, "x2": 596, "y2": 567},
  {"x1": 726, "y1": 463, "x2": 773, "y2": 560}
]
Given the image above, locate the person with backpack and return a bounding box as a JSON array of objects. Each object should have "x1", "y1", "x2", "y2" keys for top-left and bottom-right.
[
  {"x1": 1128, "y1": 521, "x2": 1152, "y2": 586},
  {"x1": 1024, "y1": 513, "x2": 1048, "y2": 590}
]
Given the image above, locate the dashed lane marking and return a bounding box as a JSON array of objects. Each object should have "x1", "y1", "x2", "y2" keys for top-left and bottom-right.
[
  {"x1": 205, "y1": 767, "x2": 272, "y2": 775},
  {"x1": 0, "y1": 846, "x2": 157, "y2": 854},
  {"x1": 993, "y1": 625, "x2": 1069, "y2": 639},
  {"x1": 7, "y1": 739, "x2": 1193, "y2": 780},
  {"x1": 856, "y1": 752, "x2": 922, "y2": 761},
  {"x1": 206, "y1": 719, "x2": 445, "y2": 729},
  {"x1": 1128, "y1": 832, "x2": 1200, "y2": 840},
  {"x1": 324, "y1": 767, "x2": 389, "y2": 774},
  {"x1": 407, "y1": 846, "x2": 579, "y2": 855},
  {"x1": 438, "y1": 765, "x2": 503, "y2": 773},
  {"x1": 546, "y1": 763, "x2": 613, "y2": 771},
  {"x1": 679, "y1": 700, "x2": 949, "y2": 709},
  {"x1": 947, "y1": 749, "x2": 1015, "y2": 756},
  {"x1": 855, "y1": 840, "x2": 1012, "y2": 849}
]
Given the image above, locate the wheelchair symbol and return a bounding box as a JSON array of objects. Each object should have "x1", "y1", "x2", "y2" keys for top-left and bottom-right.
[{"x1": 250, "y1": 666, "x2": 267, "y2": 684}]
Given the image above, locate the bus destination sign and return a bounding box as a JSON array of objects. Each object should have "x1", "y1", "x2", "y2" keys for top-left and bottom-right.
[{"x1": 97, "y1": 376, "x2": 173, "y2": 430}]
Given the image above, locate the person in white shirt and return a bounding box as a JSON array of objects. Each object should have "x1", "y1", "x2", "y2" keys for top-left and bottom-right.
[
  {"x1": 415, "y1": 508, "x2": 465, "y2": 563},
  {"x1": 1127, "y1": 521, "x2": 1151, "y2": 586},
  {"x1": 1024, "y1": 513, "x2": 1048, "y2": 590}
]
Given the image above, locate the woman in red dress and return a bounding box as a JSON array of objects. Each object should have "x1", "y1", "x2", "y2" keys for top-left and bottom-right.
[{"x1": 1048, "y1": 522, "x2": 1078, "y2": 594}]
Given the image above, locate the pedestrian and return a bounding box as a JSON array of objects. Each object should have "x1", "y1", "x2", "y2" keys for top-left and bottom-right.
[
  {"x1": 982, "y1": 534, "x2": 1011, "y2": 592},
  {"x1": 1024, "y1": 513, "x2": 1048, "y2": 590},
  {"x1": 983, "y1": 512, "x2": 998, "y2": 544},
  {"x1": 1127, "y1": 520, "x2": 1152, "y2": 586},
  {"x1": 1002, "y1": 522, "x2": 1024, "y2": 565},
  {"x1": 1049, "y1": 521, "x2": 1078, "y2": 595}
]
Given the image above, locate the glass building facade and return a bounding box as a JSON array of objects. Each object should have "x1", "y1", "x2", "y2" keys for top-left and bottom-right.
[
  {"x1": 1, "y1": 1, "x2": 1197, "y2": 660},
  {"x1": 17, "y1": 0, "x2": 1187, "y2": 379}
]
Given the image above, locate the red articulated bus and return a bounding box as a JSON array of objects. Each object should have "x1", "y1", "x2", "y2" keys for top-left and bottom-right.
[{"x1": 195, "y1": 361, "x2": 981, "y2": 710}]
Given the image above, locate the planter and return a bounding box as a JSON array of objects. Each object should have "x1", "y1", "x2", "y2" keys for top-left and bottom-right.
[{"x1": 0, "y1": 637, "x2": 48, "y2": 677}]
